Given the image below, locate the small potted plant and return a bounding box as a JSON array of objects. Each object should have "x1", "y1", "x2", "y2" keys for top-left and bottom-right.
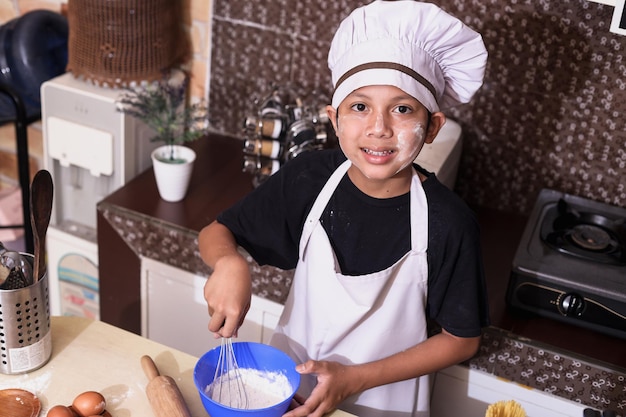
[{"x1": 116, "y1": 69, "x2": 209, "y2": 202}]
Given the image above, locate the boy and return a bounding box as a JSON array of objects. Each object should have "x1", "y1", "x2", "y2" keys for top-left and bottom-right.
[{"x1": 199, "y1": 1, "x2": 489, "y2": 416}]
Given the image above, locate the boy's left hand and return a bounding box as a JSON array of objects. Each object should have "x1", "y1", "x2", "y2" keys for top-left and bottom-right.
[{"x1": 283, "y1": 360, "x2": 360, "y2": 417}]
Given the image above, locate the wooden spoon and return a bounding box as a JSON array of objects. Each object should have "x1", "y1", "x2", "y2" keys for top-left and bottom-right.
[
  {"x1": 30, "y1": 170, "x2": 54, "y2": 283},
  {"x1": 0, "y1": 388, "x2": 41, "y2": 417}
]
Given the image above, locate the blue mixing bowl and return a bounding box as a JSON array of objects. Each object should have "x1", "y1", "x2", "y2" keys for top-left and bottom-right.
[{"x1": 194, "y1": 342, "x2": 300, "y2": 416}]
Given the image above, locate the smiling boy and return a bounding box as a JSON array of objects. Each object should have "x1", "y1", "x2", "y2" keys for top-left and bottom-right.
[{"x1": 199, "y1": 1, "x2": 489, "y2": 416}]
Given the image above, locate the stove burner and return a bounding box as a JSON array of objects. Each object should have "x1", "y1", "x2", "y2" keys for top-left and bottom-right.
[
  {"x1": 509, "y1": 189, "x2": 626, "y2": 340},
  {"x1": 541, "y1": 198, "x2": 626, "y2": 265},
  {"x1": 570, "y1": 224, "x2": 611, "y2": 251}
]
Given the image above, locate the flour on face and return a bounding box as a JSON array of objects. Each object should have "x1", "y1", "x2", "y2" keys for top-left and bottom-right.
[{"x1": 394, "y1": 121, "x2": 426, "y2": 175}]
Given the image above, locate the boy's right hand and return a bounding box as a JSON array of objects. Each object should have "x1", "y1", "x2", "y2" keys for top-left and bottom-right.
[{"x1": 203, "y1": 254, "x2": 252, "y2": 338}]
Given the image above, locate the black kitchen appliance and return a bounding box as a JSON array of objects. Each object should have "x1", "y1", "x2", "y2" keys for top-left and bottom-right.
[{"x1": 506, "y1": 189, "x2": 626, "y2": 339}]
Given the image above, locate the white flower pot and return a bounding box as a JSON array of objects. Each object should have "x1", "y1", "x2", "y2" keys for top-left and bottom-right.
[{"x1": 151, "y1": 145, "x2": 196, "y2": 202}]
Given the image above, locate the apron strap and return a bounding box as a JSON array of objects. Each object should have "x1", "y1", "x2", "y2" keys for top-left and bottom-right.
[
  {"x1": 299, "y1": 160, "x2": 351, "y2": 259},
  {"x1": 410, "y1": 170, "x2": 428, "y2": 252}
]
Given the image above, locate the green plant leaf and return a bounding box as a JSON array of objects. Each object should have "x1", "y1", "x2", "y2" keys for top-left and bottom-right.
[{"x1": 115, "y1": 70, "x2": 209, "y2": 147}]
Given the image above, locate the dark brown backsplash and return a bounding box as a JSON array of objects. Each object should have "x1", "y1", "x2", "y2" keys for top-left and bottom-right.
[{"x1": 208, "y1": 0, "x2": 625, "y2": 215}]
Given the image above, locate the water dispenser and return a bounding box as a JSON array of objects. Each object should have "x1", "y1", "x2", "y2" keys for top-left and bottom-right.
[{"x1": 41, "y1": 72, "x2": 158, "y2": 317}]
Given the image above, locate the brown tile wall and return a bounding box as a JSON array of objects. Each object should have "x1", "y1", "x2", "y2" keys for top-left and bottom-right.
[{"x1": 207, "y1": 0, "x2": 626, "y2": 215}]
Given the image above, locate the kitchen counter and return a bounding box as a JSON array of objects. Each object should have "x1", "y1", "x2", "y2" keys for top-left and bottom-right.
[
  {"x1": 0, "y1": 316, "x2": 204, "y2": 416},
  {"x1": 0, "y1": 316, "x2": 354, "y2": 417},
  {"x1": 474, "y1": 207, "x2": 626, "y2": 368},
  {"x1": 97, "y1": 135, "x2": 291, "y2": 335},
  {"x1": 97, "y1": 133, "x2": 626, "y2": 414}
]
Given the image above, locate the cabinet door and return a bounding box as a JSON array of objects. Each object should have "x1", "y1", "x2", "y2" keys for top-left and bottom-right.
[
  {"x1": 140, "y1": 257, "x2": 284, "y2": 357},
  {"x1": 431, "y1": 365, "x2": 588, "y2": 417}
]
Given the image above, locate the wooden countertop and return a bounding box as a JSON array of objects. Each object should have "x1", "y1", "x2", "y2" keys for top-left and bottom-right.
[
  {"x1": 0, "y1": 317, "x2": 354, "y2": 417},
  {"x1": 0, "y1": 316, "x2": 206, "y2": 416},
  {"x1": 97, "y1": 133, "x2": 626, "y2": 372},
  {"x1": 99, "y1": 134, "x2": 254, "y2": 232}
]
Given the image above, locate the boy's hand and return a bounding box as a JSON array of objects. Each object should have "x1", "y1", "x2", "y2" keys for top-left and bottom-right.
[
  {"x1": 203, "y1": 254, "x2": 251, "y2": 338},
  {"x1": 283, "y1": 360, "x2": 361, "y2": 417}
]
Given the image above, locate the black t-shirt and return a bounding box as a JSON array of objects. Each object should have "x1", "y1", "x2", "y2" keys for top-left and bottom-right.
[{"x1": 217, "y1": 148, "x2": 490, "y2": 337}]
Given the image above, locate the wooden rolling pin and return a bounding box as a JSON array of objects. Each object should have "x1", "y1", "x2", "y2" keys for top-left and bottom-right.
[{"x1": 141, "y1": 355, "x2": 192, "y2": 417}]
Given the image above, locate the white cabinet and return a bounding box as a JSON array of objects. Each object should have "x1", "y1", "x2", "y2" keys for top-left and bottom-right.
[
  {"x1": 431, "y1": 365, "x2": 588, "y2": 417},
  {"x1": 140, "y1": 257, "x2": 284, "y2": 357}
]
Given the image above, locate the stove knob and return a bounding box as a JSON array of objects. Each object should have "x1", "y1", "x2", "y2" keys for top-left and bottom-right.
[{"x1": 558, "y1": 292, "x2": 585, "y2": 317}]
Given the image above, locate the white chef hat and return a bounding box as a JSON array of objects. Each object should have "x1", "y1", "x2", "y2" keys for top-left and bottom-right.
[{"x1": 328, "y1": 0, "x2": 488, "y2": 113}]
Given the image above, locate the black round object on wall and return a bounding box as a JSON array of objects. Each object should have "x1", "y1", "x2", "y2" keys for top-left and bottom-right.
[
  {"x1": 0, "y1": 18, "x2": 18, "y2": 87},
  {"x1": 0, "y1": 10, "x2": 68, "y2": 120}
]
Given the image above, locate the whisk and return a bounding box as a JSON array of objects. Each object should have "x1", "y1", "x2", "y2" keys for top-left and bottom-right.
[{"x1": 210, "y1": 337, "x2": 249, "y2": 409}]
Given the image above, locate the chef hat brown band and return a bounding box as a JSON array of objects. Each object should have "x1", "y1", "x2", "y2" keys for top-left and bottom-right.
[
  {"x1": 328, "y1": 1, "x2": 488, "y2": 112},
  {"x1": 334, "y1": 62, "x2": 437, "y2": 102}
]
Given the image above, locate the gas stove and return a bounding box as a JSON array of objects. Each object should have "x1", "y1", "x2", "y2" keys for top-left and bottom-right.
[{"x1": 506, "y1": 189, "x2": 626, "y2": 339}]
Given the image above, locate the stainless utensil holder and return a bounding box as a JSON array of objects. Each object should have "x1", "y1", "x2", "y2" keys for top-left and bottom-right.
[{"x1": 0, "y1": 253, "x2": 51, "y2": 374}]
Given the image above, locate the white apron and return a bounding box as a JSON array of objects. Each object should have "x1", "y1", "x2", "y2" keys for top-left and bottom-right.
[{"x1": 271, "y1": 160, "x2": 430, "y2": 417}]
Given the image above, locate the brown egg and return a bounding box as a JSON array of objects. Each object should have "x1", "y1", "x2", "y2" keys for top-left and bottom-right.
[
  {"x1": 47, "y1": 405, "x2": 77, "y2": 417},
  {"x1": 71, "y1": 391, "x2": 106, "y2": 417}
]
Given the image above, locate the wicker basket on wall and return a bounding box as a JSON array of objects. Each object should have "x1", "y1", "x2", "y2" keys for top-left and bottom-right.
[{"x1": 66, "y1": 0, "x2": 190, "y2": 87}]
